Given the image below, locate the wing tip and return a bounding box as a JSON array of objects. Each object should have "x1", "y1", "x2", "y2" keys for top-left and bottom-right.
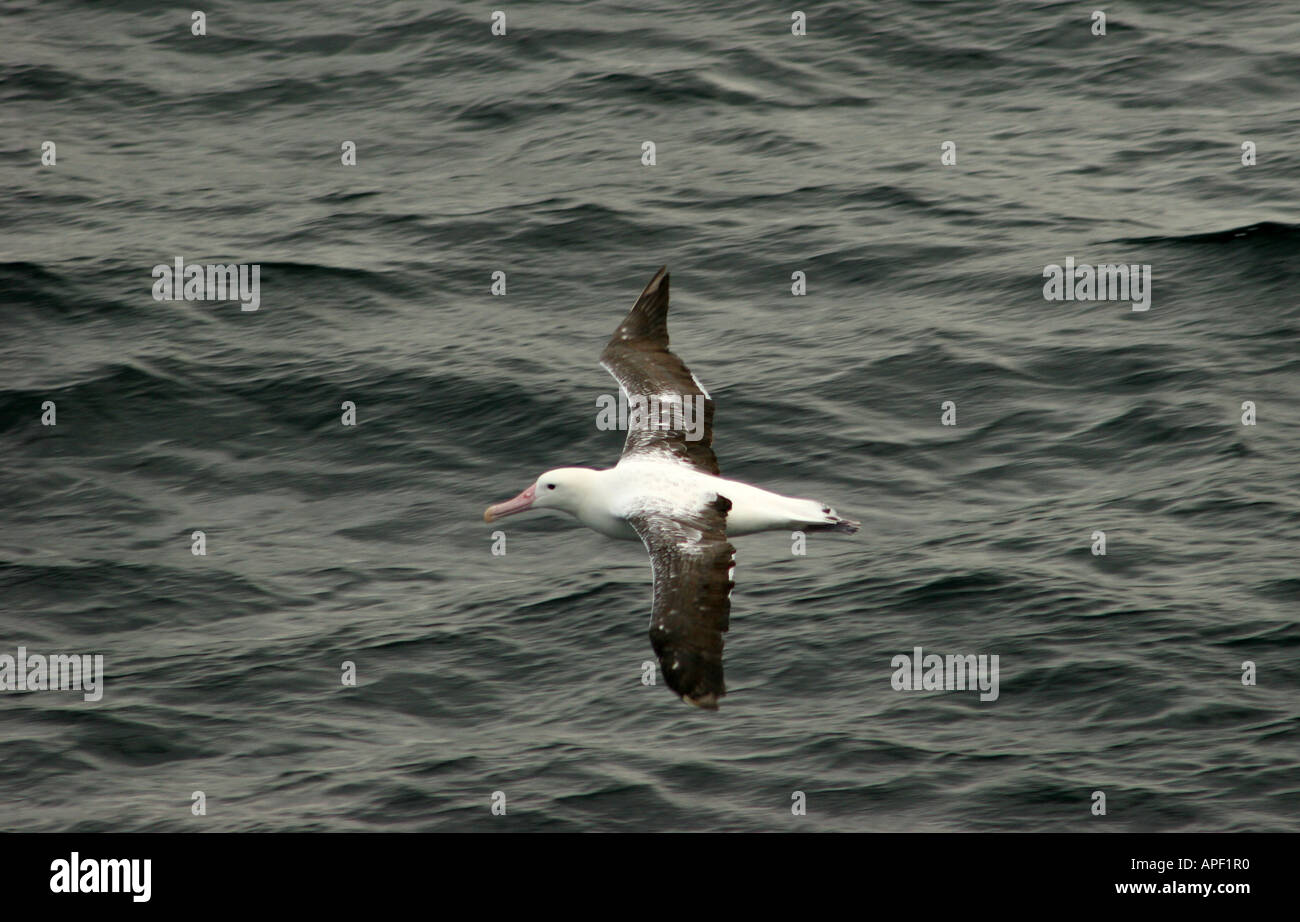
[
  {"x1": 682, "y1": 691, "x2": 722, "y2": 710},
  {"x1": 631, "y1": 265, "x2": 669, "y2": 308},
  {"x1": 636, "y1": 265, "x2": 669, "y2": 310},
  {"x1": 605, "y1": 266, "x2": 673, "y2": 349}
]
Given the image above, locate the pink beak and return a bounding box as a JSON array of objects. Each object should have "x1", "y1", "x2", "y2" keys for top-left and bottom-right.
[{"x1": 484, "y1": 483, "x2": 536, "y2": 523}]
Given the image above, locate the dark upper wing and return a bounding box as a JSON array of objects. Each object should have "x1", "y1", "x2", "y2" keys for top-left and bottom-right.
[
  {"x1": 599, "y1": 267, "x2": 720, "y2": 476},
  {"x1": 627, "y1": 494, "x2": 735, "y2": 710}
]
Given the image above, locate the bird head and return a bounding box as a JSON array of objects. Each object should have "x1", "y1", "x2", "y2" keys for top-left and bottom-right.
[{"x1": 483, "y1": 468, "x2": 592, "y2": 522}]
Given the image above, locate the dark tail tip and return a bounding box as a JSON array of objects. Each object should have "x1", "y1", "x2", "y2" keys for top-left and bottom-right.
[{"x1": 806, "y1": 517, "x2": 859, "y2": 535}]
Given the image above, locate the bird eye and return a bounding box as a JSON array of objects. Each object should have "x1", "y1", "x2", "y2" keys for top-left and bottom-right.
[{"x1": 546, "y1": 483, "x2": 556, "y2": 490}]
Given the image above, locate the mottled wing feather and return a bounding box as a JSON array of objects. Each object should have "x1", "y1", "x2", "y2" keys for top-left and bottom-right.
[
  {"x1": 599, "y1": 267, "x2": 720, "y2": 475},
  {"x1": 628, "y1": 494, "x2": 735, "y2": 709}
]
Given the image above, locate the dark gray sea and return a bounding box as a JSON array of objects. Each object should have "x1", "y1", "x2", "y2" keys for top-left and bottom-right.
[{"x1": 1, "y1": 0, "x2": 1298, "y2": 832}]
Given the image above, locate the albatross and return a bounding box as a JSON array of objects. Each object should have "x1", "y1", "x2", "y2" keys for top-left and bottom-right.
[{"x1": 484, "y1": 267, "x2": 858, "y2": 709}]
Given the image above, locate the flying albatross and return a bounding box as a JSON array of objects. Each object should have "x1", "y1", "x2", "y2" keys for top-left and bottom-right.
[{"x1": 484, "y1": 267, "x2": 858, "y2": 709}]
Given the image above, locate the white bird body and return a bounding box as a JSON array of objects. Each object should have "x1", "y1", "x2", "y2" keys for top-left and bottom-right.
[{"x1": 538, "y1": 462, "x2": 841, "y2": 541}]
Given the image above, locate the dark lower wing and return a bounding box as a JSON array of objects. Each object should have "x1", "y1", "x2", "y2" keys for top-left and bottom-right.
[{"x1": 628, "y1": 495, "x2": 735, "y2": 709}]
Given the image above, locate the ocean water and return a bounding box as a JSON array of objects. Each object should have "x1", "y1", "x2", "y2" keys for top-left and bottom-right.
[{"x1": 1, "y1": 0, "x2": 1298, "y2": 832}]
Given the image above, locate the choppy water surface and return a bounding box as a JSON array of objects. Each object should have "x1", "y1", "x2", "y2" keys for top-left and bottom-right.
[{"x1": 1, "y1": 0, "x2": 1298, "y2": 830}]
